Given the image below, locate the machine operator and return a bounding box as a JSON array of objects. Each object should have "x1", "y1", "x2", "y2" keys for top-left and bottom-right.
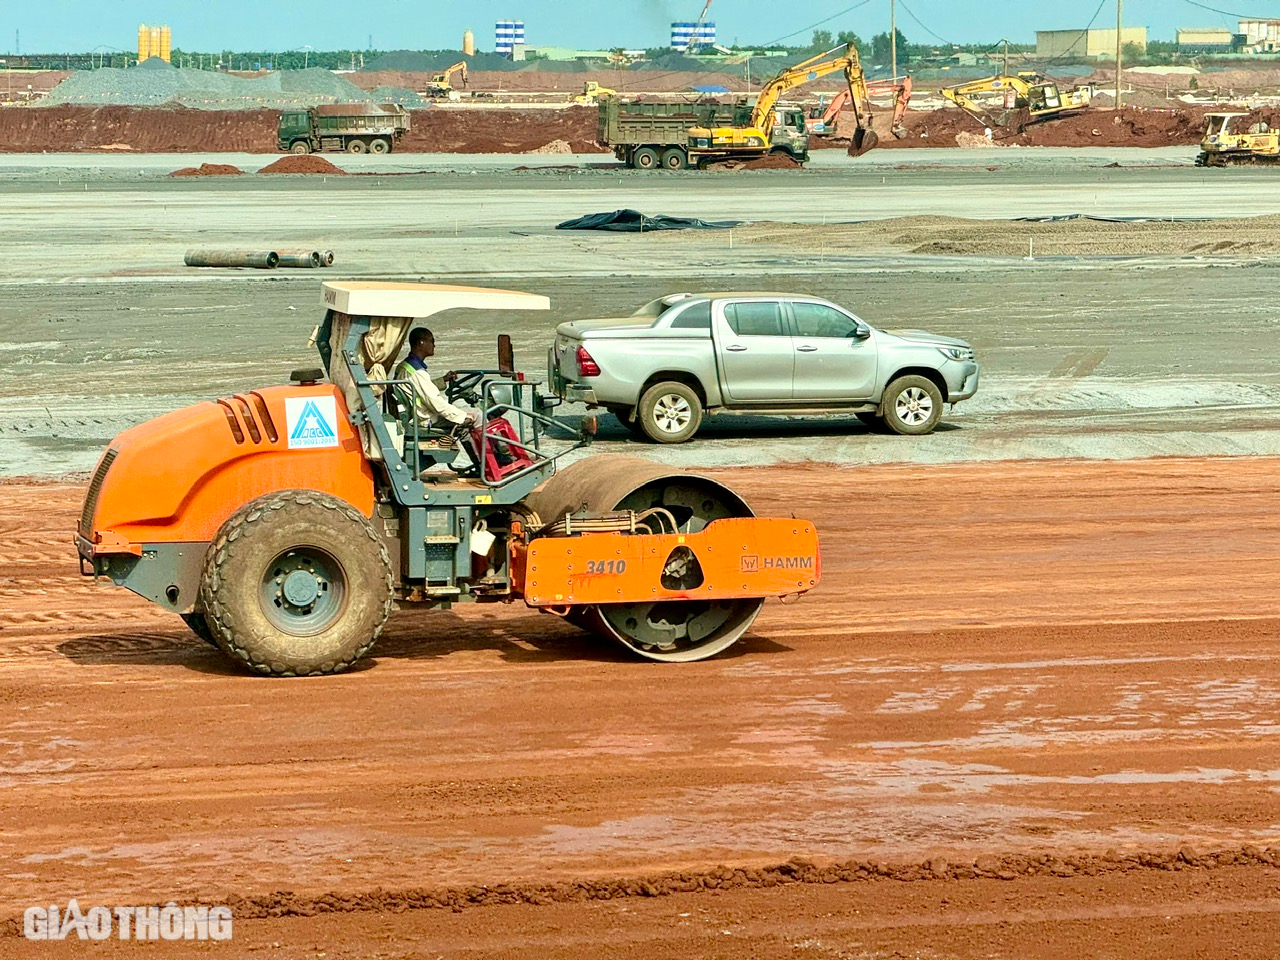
[{"x1": 394, "y1": 327, "x2": 479, "y2": 432}]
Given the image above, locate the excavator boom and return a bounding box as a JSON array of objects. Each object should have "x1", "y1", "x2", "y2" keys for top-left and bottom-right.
[{"x1": 750, "y1": 43, "x2": 877, "y2": 153}]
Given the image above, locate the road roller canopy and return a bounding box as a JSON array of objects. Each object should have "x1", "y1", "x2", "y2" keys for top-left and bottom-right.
[{"x1": 322, "y1": 281, "x2": 550, "y2": 321}]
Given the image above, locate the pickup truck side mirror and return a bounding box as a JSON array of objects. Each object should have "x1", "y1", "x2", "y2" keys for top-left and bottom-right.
[{"x1": 851, "y1": 326, "x2": 871, "y2": 340}]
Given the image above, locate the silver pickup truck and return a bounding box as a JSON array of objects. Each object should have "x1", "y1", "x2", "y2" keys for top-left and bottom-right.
[{"x1": 548, "y1": 292, "x2": 980, "y2": 443}]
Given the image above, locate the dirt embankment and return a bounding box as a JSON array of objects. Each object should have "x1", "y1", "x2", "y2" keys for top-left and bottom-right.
[
  {"x1": 0, "y1": 104, "x2": 604, "y2": 153},
  {"x1": 0, "y1": 104, "x2": 279, "y2": 152},
  {"x1": 0, "y1": 101, "x2": 1266, "y2": 154},
  {"x1": 871, "y1": 103, "x2": 1278, "y2": 149}
]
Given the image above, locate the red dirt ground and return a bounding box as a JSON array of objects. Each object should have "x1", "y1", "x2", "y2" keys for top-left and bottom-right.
[{"x1": 1, "y1": 456, "x2": 1278, "y2": 956}]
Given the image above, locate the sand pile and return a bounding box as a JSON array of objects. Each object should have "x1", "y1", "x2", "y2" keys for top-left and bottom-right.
[
  {"x1": 258, "y1": 155, "x2": 346, "y2": 174},
  {"x1": 170, "y1": 163, "x2": 244, "y2": 176},
  {"x1": 526, "y1": 139, "x2": 574, "y2": 154}
]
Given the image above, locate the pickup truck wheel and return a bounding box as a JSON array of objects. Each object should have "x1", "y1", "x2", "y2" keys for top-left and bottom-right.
[
  {"x1": 638, "y1": 382, "x2": 702, "y2": 443},
  {"x1": 368, "y1": 138, "x2": 390, "y2": 154},
  {"x1": 882, "y1": 376, "x2": 943, "y2": 436},
  {"x1": 290, "y1": 140, "x2": 311, "y2": 155},
  {"x1": 346, "y1": 139, "x2": 368, "y2": 155},
  {"x1": 633, "y1": 146, "x2": 660, "y2": 170}
]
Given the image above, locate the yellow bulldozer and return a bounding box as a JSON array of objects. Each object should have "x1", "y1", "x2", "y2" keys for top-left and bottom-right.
[{"x1": 1196, "y1": 112, "x2": 1280, "y2": 166}]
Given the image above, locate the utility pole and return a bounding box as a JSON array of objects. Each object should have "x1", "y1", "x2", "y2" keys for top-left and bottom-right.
[
  {"x1": 1002, "y1": 38, "x2": 1009, "y2": 76},
  {"x1": 1115, "y1": 0, "x2": 1123, "y2": 109},
  {"x1": 890, "y1": 0, "x2": 897, "y2": 78}
]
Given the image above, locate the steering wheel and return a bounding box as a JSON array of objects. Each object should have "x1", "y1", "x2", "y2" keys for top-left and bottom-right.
[{"x1": 444, "y1": 370, "x2": 486, "y2": 406}]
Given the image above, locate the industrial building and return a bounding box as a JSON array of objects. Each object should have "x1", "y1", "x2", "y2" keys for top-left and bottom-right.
[
  {"x1": 1036, "y1": 27, "x2": 1147, "y2": 60},
  {"x1": 1239, "y1": 19, "x2": 1280, "y2": 53},
  {"x1": 671, "y1": 20, "x2": 716, "y2": 51},
  {"x1": 137, "y1": 24, "x2": 171, "y2": 63},
  {"x1": 1176, "y1": 27, "x2": 1234, "y2": 53},
  {"x1": 495, "y1": 20, "x2": 526, "y2": 59}
]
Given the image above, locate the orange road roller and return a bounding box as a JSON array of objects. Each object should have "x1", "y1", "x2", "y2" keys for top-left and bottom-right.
[{"x1": 75, "y1": 282, "x2": 820, "y2": 675}]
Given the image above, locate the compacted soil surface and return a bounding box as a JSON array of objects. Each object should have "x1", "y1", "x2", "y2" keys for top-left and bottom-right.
[{"x1": 1, "y1": 456, "x2": 1278, "y2": 956}]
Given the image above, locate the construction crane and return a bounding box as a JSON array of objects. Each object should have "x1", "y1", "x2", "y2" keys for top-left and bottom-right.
[
  {"x1": 679, "y1": 0, "x2": 714, "y2": 54},
  {"x1": 807, "y1": 75, "x2": 912, "y2": 139},
  {"x1": 939, "y1": 72, "x2": 1090, "y2": 131},
  {"x1": 691, "y1": 43, "x2": 879, "y2": 157},
  {"x1": 424, "y1": 60, "x2": 469, "y2": 99}
]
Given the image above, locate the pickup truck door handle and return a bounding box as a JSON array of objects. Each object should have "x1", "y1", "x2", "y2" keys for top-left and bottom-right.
[
  {"x1": 796, "y1": 345, "x2": 818, "y2": 352},
  {"x1": 725, "y1": 344, "x2": 748, "y2": 352}
]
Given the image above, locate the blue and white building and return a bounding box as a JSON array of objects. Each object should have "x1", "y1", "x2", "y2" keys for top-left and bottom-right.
[
  {"x1": 495, "y1": 20, "x2": 526, "y2": 58},
  {"x1": 670, "y1": 21, "x2": 716, "y2": 52}
]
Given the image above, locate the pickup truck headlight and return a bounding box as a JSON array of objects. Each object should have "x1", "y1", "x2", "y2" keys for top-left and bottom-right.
[{"x1": 937, "y1": 346, "x2": 975, "y2": 362}]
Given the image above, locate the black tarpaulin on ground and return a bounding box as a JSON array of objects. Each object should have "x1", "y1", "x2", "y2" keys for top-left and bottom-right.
[{"x1": 556, "y1": 209, "x2": 739, "y2": 232}]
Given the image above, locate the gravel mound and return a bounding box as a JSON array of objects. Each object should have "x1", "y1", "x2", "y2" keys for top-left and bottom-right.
[
  {"x1": 258, "y1": 155, "x2": 347, "y2": 174},
  {"x1": 40, "y1": 63, "x2": 376, "y2": 110}
]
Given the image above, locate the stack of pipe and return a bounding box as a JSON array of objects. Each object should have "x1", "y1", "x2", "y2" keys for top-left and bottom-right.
[{"x1": 184, "y1": 249, "x2": 336, "y2": 269}]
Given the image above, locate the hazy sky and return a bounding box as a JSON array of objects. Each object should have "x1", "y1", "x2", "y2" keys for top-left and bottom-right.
[{"x1": 5, "y1": 0, "x2": 1279, "y2": 55}]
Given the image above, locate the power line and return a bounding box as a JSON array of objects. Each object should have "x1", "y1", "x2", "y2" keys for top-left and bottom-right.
[
  {"x1": 895, "y1": 0, "x2": 956, "y2": 47},
  {"x1": 1179, "y1": 0, "x2": 1262, "y2": 17},
  {"x1": 759, "y1": 0, "x2": 876, "y2": 48},
  {"x1": 1037, "y1": 0, "x2": 1110, "y2": 66}
]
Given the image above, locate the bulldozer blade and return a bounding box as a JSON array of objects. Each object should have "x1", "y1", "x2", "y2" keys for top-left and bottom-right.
[{"x1": 848, "y1": 128, "x2": 879, "y2": 156}]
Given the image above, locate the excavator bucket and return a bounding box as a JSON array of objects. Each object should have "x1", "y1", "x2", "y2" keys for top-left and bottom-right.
[{"x1": 848, "y1": 126, "x2": 879, "y2": 156}]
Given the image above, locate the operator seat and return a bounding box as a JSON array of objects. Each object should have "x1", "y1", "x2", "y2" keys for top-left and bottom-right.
[{"x1": 384, "y1": 382, "x2": 463, "y2": 474}]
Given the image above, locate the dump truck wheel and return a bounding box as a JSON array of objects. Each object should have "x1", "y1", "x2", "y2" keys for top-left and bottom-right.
[
  {"x1": 290, "y1": 140, "x2": 311, "y2": 155},
  {"x1": 660, "y1": 147, "x2": 687, "y2": 170},
  {"x1": 882, "y1": 375, "x2": 943, "y2": 436},
  {"x1": 633, "y1": 146, "x2": 660, "y2": 170},
  {"x1": 180, "y1": 610, "x2": 219, "y2": 649},
  {"x1": 638, "y1": 381, "x2": 702, "y2": 443},
  {"x1": 200, "y1": 490, "x2": 394, "y2": 677},
  {"x1": 347, "y1": 139, "x2": 368, "y2": 155},
  {"x1": 369, "y1": 138, "x2": 390, "y2": 154}
]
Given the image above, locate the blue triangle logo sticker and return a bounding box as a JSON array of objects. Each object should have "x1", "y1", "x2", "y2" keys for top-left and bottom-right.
[{"x1": 286, "y1": 396, "x2": 339, "y2": 449}]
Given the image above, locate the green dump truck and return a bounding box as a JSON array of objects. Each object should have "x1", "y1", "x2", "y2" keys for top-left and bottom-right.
[
  {"x1": 596, "y1": 98, "x2": 809, "y2": 170},
  {"x1": 277, "y1": 104, "x2": 411, "y2": 155}
]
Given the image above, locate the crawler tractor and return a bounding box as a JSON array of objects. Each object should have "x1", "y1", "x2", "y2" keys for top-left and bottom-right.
[
  {"x1": 1196, "y1": 112, "x2": 1280, "y2": 167},
  {"x1": 75, "y1": 283, "x2": 820, "y2": 675}
]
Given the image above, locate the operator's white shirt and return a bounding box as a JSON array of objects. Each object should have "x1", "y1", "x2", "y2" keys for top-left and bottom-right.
[{"x1": 394, "y1": 356, "x2": 470, "y2": 427}]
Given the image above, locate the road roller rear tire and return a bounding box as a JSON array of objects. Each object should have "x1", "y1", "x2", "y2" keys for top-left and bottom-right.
[
  {"x1": 180, "y1": 610, "x2": 219, "y2": 649},
  {"x1": 525, "y1": 457, "x2": 763, "y2": 662},
  {"x1": 200, "y1": 490, "x2": 394, "y2": 676}
]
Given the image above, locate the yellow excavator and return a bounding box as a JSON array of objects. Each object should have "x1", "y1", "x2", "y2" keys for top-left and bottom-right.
[
  {"x1": 425, "y1": 60, "x2": 469, "y2": 99},
  {"x1": 940, "y1": 72, "x2": 1090, "y2": 130},
  {"x1": 688, "y1": 43, "x2": 879, "y2": 160},
  {"x1": 1196, "y1": 112, "x2": 1280, "y2": 166}
]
